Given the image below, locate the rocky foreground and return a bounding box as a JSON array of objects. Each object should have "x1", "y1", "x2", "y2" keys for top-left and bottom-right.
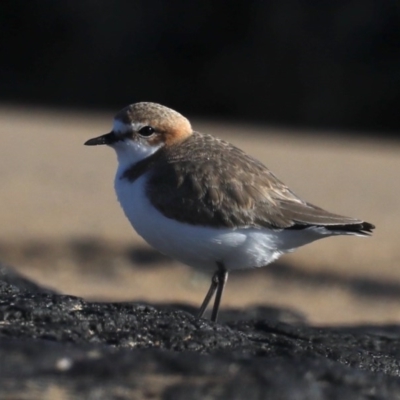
[{"x1": 1, "y1": 264, "x2": 400, "y2": 400}]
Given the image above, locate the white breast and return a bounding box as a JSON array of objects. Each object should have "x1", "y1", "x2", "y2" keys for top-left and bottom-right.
[{"x1": 114, "y1": 172, "x2": 328, "y2": 272}]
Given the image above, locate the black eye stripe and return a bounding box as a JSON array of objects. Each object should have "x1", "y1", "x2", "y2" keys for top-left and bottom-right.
[{"x1": 138, "y1": 126, "x2": 155, "y2": 137}]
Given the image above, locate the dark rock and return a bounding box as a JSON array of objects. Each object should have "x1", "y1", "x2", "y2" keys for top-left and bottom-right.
[
  {"x1": 1, "y1": 264, "x2": 400, "y2": 399},
  {"x1": 0, "y1": 263, "x2": 56, "y2": 294}
]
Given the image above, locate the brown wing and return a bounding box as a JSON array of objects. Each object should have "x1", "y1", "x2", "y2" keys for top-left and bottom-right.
[{"x1": 146, "y1": 132, "x2": 374, "y2": 234}]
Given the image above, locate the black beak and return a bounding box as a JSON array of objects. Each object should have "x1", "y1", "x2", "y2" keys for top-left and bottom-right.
[{"x1": 84, "y1": 131, "x2": 119, "y2": 146}]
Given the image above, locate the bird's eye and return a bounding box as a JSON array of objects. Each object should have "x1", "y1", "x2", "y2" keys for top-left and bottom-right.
[{"x1": 138, "y1": 126, "x2": 155, "y2": 137}]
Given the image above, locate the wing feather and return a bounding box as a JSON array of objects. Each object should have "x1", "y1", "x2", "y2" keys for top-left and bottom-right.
[{"x1": 146, "y1": 132, "x2": 374, "y2": 234}]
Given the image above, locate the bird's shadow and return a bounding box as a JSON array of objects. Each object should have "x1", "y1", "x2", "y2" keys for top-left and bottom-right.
[
  {"x1": 123, "y1": 245, "x2": 400, "y2": 302},
  {"x1": 125, "y1": 247, "x2": 173, "y2": 266},
  {"x1": 126, "y1": 247, "x2": 400, "y2": 302},
  {"x1": 232, "y1": 261, "x2": 400, "y2": 301},
  {"x1": 6, "y1": 238, "x2": 397, "y2": 302}
]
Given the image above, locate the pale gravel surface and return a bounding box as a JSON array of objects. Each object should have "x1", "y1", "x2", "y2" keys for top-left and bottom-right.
[{"x1": 1, "y1": 105, "x2": 399, "y2": 325}]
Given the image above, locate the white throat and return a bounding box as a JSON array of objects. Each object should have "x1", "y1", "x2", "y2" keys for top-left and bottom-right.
[
  {"x1": 110, "y1": 120, "x2": 163, "y2": 177},
  {"x1": 113, "y1": 140, "x2": 161, "y2": 177}
]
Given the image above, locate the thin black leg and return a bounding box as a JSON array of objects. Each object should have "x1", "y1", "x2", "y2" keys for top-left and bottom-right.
[
  {"x1": 211, "y1": 269, "x2": 228, "y2": 322},
  {"x1": 197, "y1": 271, "x2": 219, "y2": 319}
]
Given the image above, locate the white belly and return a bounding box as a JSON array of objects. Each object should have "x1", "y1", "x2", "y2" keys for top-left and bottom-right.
[{"x1": 115, "y1": 173, "x2": 326, "y2": 271}]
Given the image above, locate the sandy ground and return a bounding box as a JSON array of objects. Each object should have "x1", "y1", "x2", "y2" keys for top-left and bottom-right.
[{"x1": 1, "y1": 105, "x2": 399, "y2": 325}]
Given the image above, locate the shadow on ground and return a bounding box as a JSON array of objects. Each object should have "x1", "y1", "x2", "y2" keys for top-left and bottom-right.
[
  {"x1": 259, "y1": 262, "x2": 400, "y2": 300},
  {"x1": 2, "y1": 238, "x2": 400, "y2": 303}
]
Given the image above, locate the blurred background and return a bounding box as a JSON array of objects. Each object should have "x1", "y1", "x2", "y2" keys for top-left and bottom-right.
[
  {"x1": 2, "y1": 0, "x2": 400, "y2": 132},
  {"x1": 1, "y1": 1, "x2": 399, "y2": 325}
]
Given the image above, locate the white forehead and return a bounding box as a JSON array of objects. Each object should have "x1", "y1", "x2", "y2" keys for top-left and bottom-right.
[{"x1": 113, "y1": 119, "x2": 144, "y2": 134}]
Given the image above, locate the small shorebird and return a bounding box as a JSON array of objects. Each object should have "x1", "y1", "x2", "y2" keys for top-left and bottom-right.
[{"x1": 85, "y1": 102, "x2": 375, "y2": 322}]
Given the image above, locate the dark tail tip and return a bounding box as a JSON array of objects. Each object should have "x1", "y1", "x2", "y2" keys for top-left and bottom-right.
[{"x1": 327, "y1": 221, "x2": 375, "y2": 236}]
